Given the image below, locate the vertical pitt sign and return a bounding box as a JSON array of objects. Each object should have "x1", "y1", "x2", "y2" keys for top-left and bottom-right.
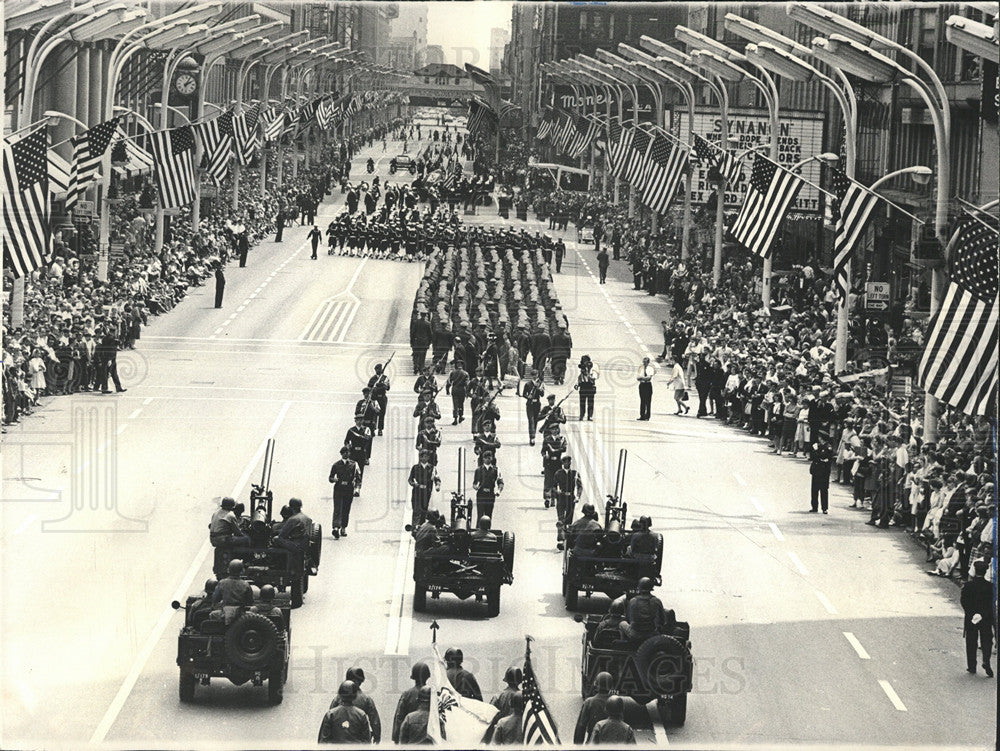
[{"x1": 677, "y1": 107, "x2": 826, "y2": 214}]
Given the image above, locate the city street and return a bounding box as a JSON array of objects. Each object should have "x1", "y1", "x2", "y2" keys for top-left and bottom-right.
[{"x1": 2, "y1": 134, "x2": 993, "y2": 748}]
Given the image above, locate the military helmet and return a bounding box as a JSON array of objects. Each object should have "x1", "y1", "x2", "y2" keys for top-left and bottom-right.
[
  {"x1": 638, "y1": 577, "x2": 654, "y2": 593},
  {"x1": 338, "y1": 680, "x2": 358, "y2": 699},
  {"x1": 411, "y1": 661, "x2": 431, "y2": 683},
  {"x1": 228, "y1": 559, "x2": 244, "y2": 575},
  {"x1": 594, "y1": 671, "x2": 613, "y2": 693},
  {"x1": 444, "y1": 647, "x2": 463, "y2": 665},
  {"x1": 259, "y1": 584, "x2": 276, "y2": 601},
  {"x1": 204, "y1": 577, "x2": 218, "y2": 593},
  {"x1": 609, "y1": 595, "x2": 626, "y2": 616},
  {"x1": 477, "y1": 516, "x2": 492, "y2": 531},
  {"x1": 346, "y1": 667, "x2": 365, "y2": 686},
  {"x1": 220, "y1": 497, "x2": 235, "y2": 510},
  {"x1": 581, "y1": 503, "x2": 596, "y2": 517},
  {"x1": 606, "y1": 695, "x2": 624, "y2": 717},
  {"x1": 503, "y1": 666, "x2": 523, "y2": 686}
]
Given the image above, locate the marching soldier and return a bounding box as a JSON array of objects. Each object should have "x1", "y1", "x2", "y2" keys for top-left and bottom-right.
[
  {"x1": 367, "y1": 364, "x2": 391, "y2": 436},
  {"x1": 415, "y1": 415, "x2": 442, "y2": 467},
  {"x1": 521, "y1": 371, "x2": 544, "y2": 446},
  {"x1": 472, "y1": 451, "x2": 504, "y2": 521},
  {"x1": 410, "y1": 312, "x2": 432, "y2": 373},
  {"x1": 445, "y1": 359, "x2": 469, "y2": 424},
  {"x1": 344, "y1": 416, "x2": 373, "y2": 479},
  {"x1": 355, "y1": 388, "x2": 381, "y2": 446},
  {"x1": 538, "y1": 393, "x2": 567, "y2": 435},
  {"x1": 541, "y1": 425, "x2": 567, "y2": 509},
  {"x1": 329, "y1": 446, "x2": 361, "y2": 540},
  {"x1": 408, "y1": 450, "x2": 441, "y2": 530},
  {"x1": 473, "y1": 425, "x2": 501, "y2": 466},
  {"x1": 553, "y1": 456, "x2": 583, "y2": 544}
]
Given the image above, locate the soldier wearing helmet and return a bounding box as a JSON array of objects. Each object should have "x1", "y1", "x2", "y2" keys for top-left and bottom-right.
[
  {"x1": 444, "y1": 647, "x2": 482, "y2": 701},
  {"x1": 250, "y1": 584, "x2": 282, "y2": 620},
  {"x1": 490, "y1": 666, "x2": 523, "y2": 718},
  {"x1": 398, "y1": 686, "x2": 432, "y2": 744},
  {"x1": 209, "y1": 497, "x2": 250, "y2": 549},
  {"x1": 619, "y1": 578, "x2": 670, "y2": 644},
  {"x1": 470, "y1": 515, "x2": 497, "y2": 543},
  {"x1": 594, "y1": 596, "x2": 627, "y2": 647},
  {"x1": 328, "y1": 667, "x2": 381, "y2": 742},
  {"x1": 591, "y1": 695, "x2": 637, "y2": 744},
  {"x1": 317, "y1": 681, "x2": 372, "y2": 743},
  {"x1": 190, "y1": 578, "x2": 218, "y2": 627},
  {"x1": 393, "y1": 662, "x2": 430, "y2": 742},
  {"x1": 574, "y1": 671, "x2": 614, "y2": 743},
  {"x1": 210, "y1": 559, "x2": 253, "y2": 608},
  {"x1": 567, "y1": 502, "x2": 602, "y2": 554},
  {"x1": 491, "y1": 691, "x2": 525, "y2": 744},
  {"x1": 627, "y1": 516, "x2": 658, "y2": 560}
]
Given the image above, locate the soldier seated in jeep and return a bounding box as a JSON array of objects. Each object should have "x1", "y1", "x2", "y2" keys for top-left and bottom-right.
[{"x1": 212, "y1": 559, "x2": 254, "y2": 610}]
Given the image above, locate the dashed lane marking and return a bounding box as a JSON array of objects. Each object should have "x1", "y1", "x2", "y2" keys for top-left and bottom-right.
[
  {"x1": 14, "y1": 514, "x2": 37, "y2": 535},
  {"x1": 815, "y1": 590, "x2": 838, "y2": 615},
  {"x1": 787, "y1": 551, "x2": 809, "y2": 576},
  {"x1": 843, "y1": 632, "x2": 871, "y2": 659},
  {"x1": 878, "y1": 679, "x2": 907, "y2": 711},
  {"x1": 116, "y1": 424, "x2": 127, "y2": 435},
  {"x1": 733, "y1": 472, "x2": 747, "y2": 487},
  {"x1": 749, "y1": 496, "x2": 765, "y2": 512},
  {"x1": 768, "y1": 523, "x2": 784, "y2": 541},
  {"x1": 127, "y1": 408, "x2": 142, "y2": 420},
  {"x1": 89, "y1": 401, "x2": 292, "y2": 744},
  {"x1": 142, "y1": 398, "x2": 153, "y2": 406},
  {"x1": 646, "y1": 703, "x2": 670, "y2": 746}
]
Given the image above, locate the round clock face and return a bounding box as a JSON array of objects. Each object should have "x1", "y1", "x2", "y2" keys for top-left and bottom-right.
[{"x1": 175, "y1": 73, "x2": 197, "y2": 96}]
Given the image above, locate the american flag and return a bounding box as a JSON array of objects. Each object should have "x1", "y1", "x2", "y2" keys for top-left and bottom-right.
[
  {"x1": 536, "y1": 117, "x2": 554, "y2": 141},
  {"x1": 149, "y1": 124, "x2": 196, "y2": 209},
  {"x1": 830, "y1": 168, "x2": 881, "y2": 302},
  {"x1": 521, "y1": 647, "x2": 560, "y2": 744},
  {"x1": 110, "y1": 128, "x2": 155, "y2": 176},
  {"x1": 917, "y1": 214, "x2": 998, "y2": 416},
  {"x1": 623, "y1": 128, "x2": 653, "y2": 186},
  {"x1": 568, "y1": 117, "x2": 600, "y2": 159},
  {"x1": 281, "y1": 108, "x2": 300, "y2": 138},
  {"x1": 728, "y1": 156, "x2": 803, "y2": 259},
  {"x1": 65, "y1": 116, "x2": 120, "y2": 209},
  {"x1": 233, "y1": 101, "x2": 261, "y2": 165},
  {"x1": 465, "y1": 63, "x2": 501, "y2": 110},
  {"x1": 194, "y1": 111, "x2": 234, "y2": 185},
  {"x1": 467, "y1": 98, "x2": 497, "y2": 137},
  {"x1": 640, "y1": 134, "x2": 689, "y2": 216},
  {"x1": 346, "y1": 93, "x2": 361, "y2": 116},
  {"x1": 316, "y1": 99, "x2": 335, "y2": 130},
  {"x1": 693, "y1": 133, "x2": 741, "y2": 186},
  {"x1": 610, "y1": 123, "x2": 634, "y2": 179},
  {"x1": 555, "y1": 114, "x2": 576, "y2": 153},
  {"x1": 2, "y1": 128, "x2": 51, "y2": 279},
  {"x1": 47, "y1": 148, "x2": 72, "y2": 195},
  {"x1": 262, "y1": 109, "x2": 284, "y2": 142}
]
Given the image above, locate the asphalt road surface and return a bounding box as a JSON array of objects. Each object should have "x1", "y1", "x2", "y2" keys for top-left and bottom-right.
[{"x1": 2, "y1": 129, "x2": 994, "y2": 749}]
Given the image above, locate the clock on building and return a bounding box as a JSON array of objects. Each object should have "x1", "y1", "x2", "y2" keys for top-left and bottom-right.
[{"x1": 174, "y1": 72, "x2": 197, "y2": 96}]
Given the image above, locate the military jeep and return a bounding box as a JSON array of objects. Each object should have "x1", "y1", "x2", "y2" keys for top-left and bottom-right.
[
  {"x1": 577, "y1": 609, "x2": 693, "y2": 726},
  {"x1": 172, "y1": 590, "x2": 291, "y2": 705}
]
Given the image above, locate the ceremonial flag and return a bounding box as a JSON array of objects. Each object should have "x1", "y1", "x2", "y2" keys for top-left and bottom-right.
[
  {"x1": 498, "y1": 100, "x2": 522, "y2": 126},
  {"x1": 728, "y1": 156, "x2": 803, "y2": 259},
  {"x1": 110, "y1": 128, "x2": 154, "y2": 176},
  {"x1": 149, "y1": 124, "x2": 196, "y2": 209},
  {"x1": 569, "y1": 117, "x2": 600, "y2": 159},
  {"x1": 316, "y1": 99, "x2": 335, "y2": 129},
  {"x1": 281, "y1": 108, "x2": 300, "y2": 138},
  {"x1": 521, "y1": 643, "x2": 559, "y2": 744},
  {"x1": 693, "y1": 133, "x2": 742, "y2": 187},
  {"x1": 428, "y1": 642, "x2": 498, "y2": 745},
  {"x1": 467, "y1": 97, "x2": 497, "y2": 137},
  {"x1": 623, "y1": 128, "x2": 652, "y2": 186},
  {"x1": 233, "y1": 101, "x2": 261, "y2": 165},
  {"x1": 609, "y1": 123, "x2": 634, "y2": 179},
  {"x1": 262, "y1": 109, "x2": 284, "y2": 142},
  {"x1": 65, "y1": 116, "x2": 120, "y2": 209},
  {"x1": 47, "y1": 149, "x2": 71, "y2": 196},
  {"x1": 554, "y1": 114, "x2": 575, "y2": 153},
  {"x1": 2, "y1": 127, "x2": 51, "y2": 279},
  {"x1": 194, "y1": 111, "x2": 234, "y2": 184},
  {"x1": 830, "y1": 169, "x2": 881, "y2": 302},
  {"x1": 640, "y1": 134, "x2": 689, "y2": 216},
  {"x1": 917, "y1": 214, "x2": 998, "y2": 416},
  {"x1": 465, "y1": 63, "x2": 501, "y2": 110}
]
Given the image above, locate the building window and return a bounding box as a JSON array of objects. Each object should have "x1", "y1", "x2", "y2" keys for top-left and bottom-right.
[
  {"x1": 579, "y1": 11, "x2": 588, "y2": 35},
  {"x1": 608, "y1": 15, "x2": 615, "y2": 39},
  {"x1": 455, "y1": 77, "x2": 461, "y2": 85}
]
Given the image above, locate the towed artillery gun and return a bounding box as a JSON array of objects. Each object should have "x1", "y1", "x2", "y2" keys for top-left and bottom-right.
[
  {"x1": 212, "y1": 440, "x2": 322, "y2": 608},
  {"x1": 411, "y1": 449, "x2": 515, "y2": 617},
  {"x1": 561, "y1": 449, "x2": 664, "y2": 609}
]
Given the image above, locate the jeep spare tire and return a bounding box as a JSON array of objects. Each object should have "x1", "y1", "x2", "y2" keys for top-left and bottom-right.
[
  {"x1": 310, "y1": 525, "x2": 322, "y2": 568},
  {"x1": 502, "y1": 532, "x2": 515, "y2": 574},
  {"x1": 225, "y1": 612, "x2": 279, "y2": 671},
  {"x1": 634, "y1": 634, "x2": 690, "y2": 697}
]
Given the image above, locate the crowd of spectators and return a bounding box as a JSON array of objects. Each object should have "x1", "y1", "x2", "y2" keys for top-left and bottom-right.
[
  {"x1": 2, "y1": 150, "x2": 340, "y2": 427},
  {"x1": 525, "y1": 186, "x2": 995, "y2": 585}
]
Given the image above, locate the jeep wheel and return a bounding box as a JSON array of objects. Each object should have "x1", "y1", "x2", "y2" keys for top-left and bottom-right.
[
  {"x1": 224, "y1": 612, "x2": 280, "y2": 671},
  {"x1": 502, "y1": 532, "x2": 515, "y2": 575},
  {"x1": 179, "y1": 671, "x2": 196, "y2": 703},
  {"x1": 668, "y1": 693, "x2": 687, "y2": 726},
  {"x1": 268, "y1": 668, "x2": 284, "y2": 705},
  {"x1": 310, "y1": 525, "x2": 322, "y2": 568},
  {"x1": 565, "y1": 584, "x2": 578, "y2": 610},
  {"x1": 413, "y1": 582, "x2": 426, "y2": 612},
  {"x1": 635, "y1": 635, "x2": 690, "y2": 699},
  {"x1": 487, "y1": 585, "x2": 501, "y2": 617},
  {"x1": 291, "y1": 576, "x2": 304, "y2": 608}
]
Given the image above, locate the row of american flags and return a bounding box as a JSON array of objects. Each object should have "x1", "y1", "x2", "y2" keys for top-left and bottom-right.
[
  {"x1": 536, "y1": 114, "x2": 998, "y2": 420},
  {"x1": 2, "y1": 90, "x2": 398, "y2": 279},
  {"x1": 464, "y1": 63, "x2": 522, "y2": 140}
]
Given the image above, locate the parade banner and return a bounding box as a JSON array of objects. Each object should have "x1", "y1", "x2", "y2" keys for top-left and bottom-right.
[{"x1": 671, "y1": 107, "x2": 825, "y2": 214}]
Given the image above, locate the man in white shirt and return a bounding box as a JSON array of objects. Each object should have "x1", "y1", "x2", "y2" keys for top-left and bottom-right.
[
  {"x1": 636, "y1": 357, "x2": 657, "y2": 421},
  {"x1": 663, "y1": 358, "x2": 688, "y2": 415}
]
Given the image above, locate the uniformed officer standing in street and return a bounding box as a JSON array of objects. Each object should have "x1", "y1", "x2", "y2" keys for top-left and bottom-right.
[
  {"x1": 327, "y1": 667, "x2": 382, "y2": 743},
  {"x1": 410, "y1": 312, "x2": 432, "y2": 373},
  {"x1": 574, "y1": 671, "x2": 613, "y2": 744},
  {"x1": 392, "y1": 663, "x2": 430, "y2": 743},
  {"x1": 553, "y1": 456, "x2": 583, "y2": 543},
  {"x1": 446, "y1": 359, "x2": 469, "y2": 424},
  {"x1": 213, "y1": 263, "x2": 225, "y2": 308},
  {"x1": 308, "y1": 224, "x2": 322, "y2": 260},
  {"x1": 317, "y1": 681, "x2": 372, "y2": 743},
  {"x1": 521, "y1": 371, "x2": 544, "y2": 445},
  {"x1": 344, "y1": 416, "x2": 373, "y2": 481},
  {"x1": 541, "y1": 424, "x2": 567, "y2": 509},
  {"x1": 961, "y1": 560, "x2": 995, "y2": 676},
  {"x1": 329, "y1": 446, "x2": 361, "y2": 540}
]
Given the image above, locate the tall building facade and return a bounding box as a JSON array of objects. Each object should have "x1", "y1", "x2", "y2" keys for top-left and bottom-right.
[
  {"x1": 386, "y1": 4, "x2": 429, "y2": 71},
  {"x1": 490, "y1": 27, "x2": 511, "y2": 73}
]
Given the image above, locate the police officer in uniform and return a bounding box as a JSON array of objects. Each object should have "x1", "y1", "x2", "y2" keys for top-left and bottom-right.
[
  {"x1": 329, "y1": 446, "x2": 361, "y2": 540},
  {"x1": 553, "y1": 455, "x2": 583, "y2": 543}
]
